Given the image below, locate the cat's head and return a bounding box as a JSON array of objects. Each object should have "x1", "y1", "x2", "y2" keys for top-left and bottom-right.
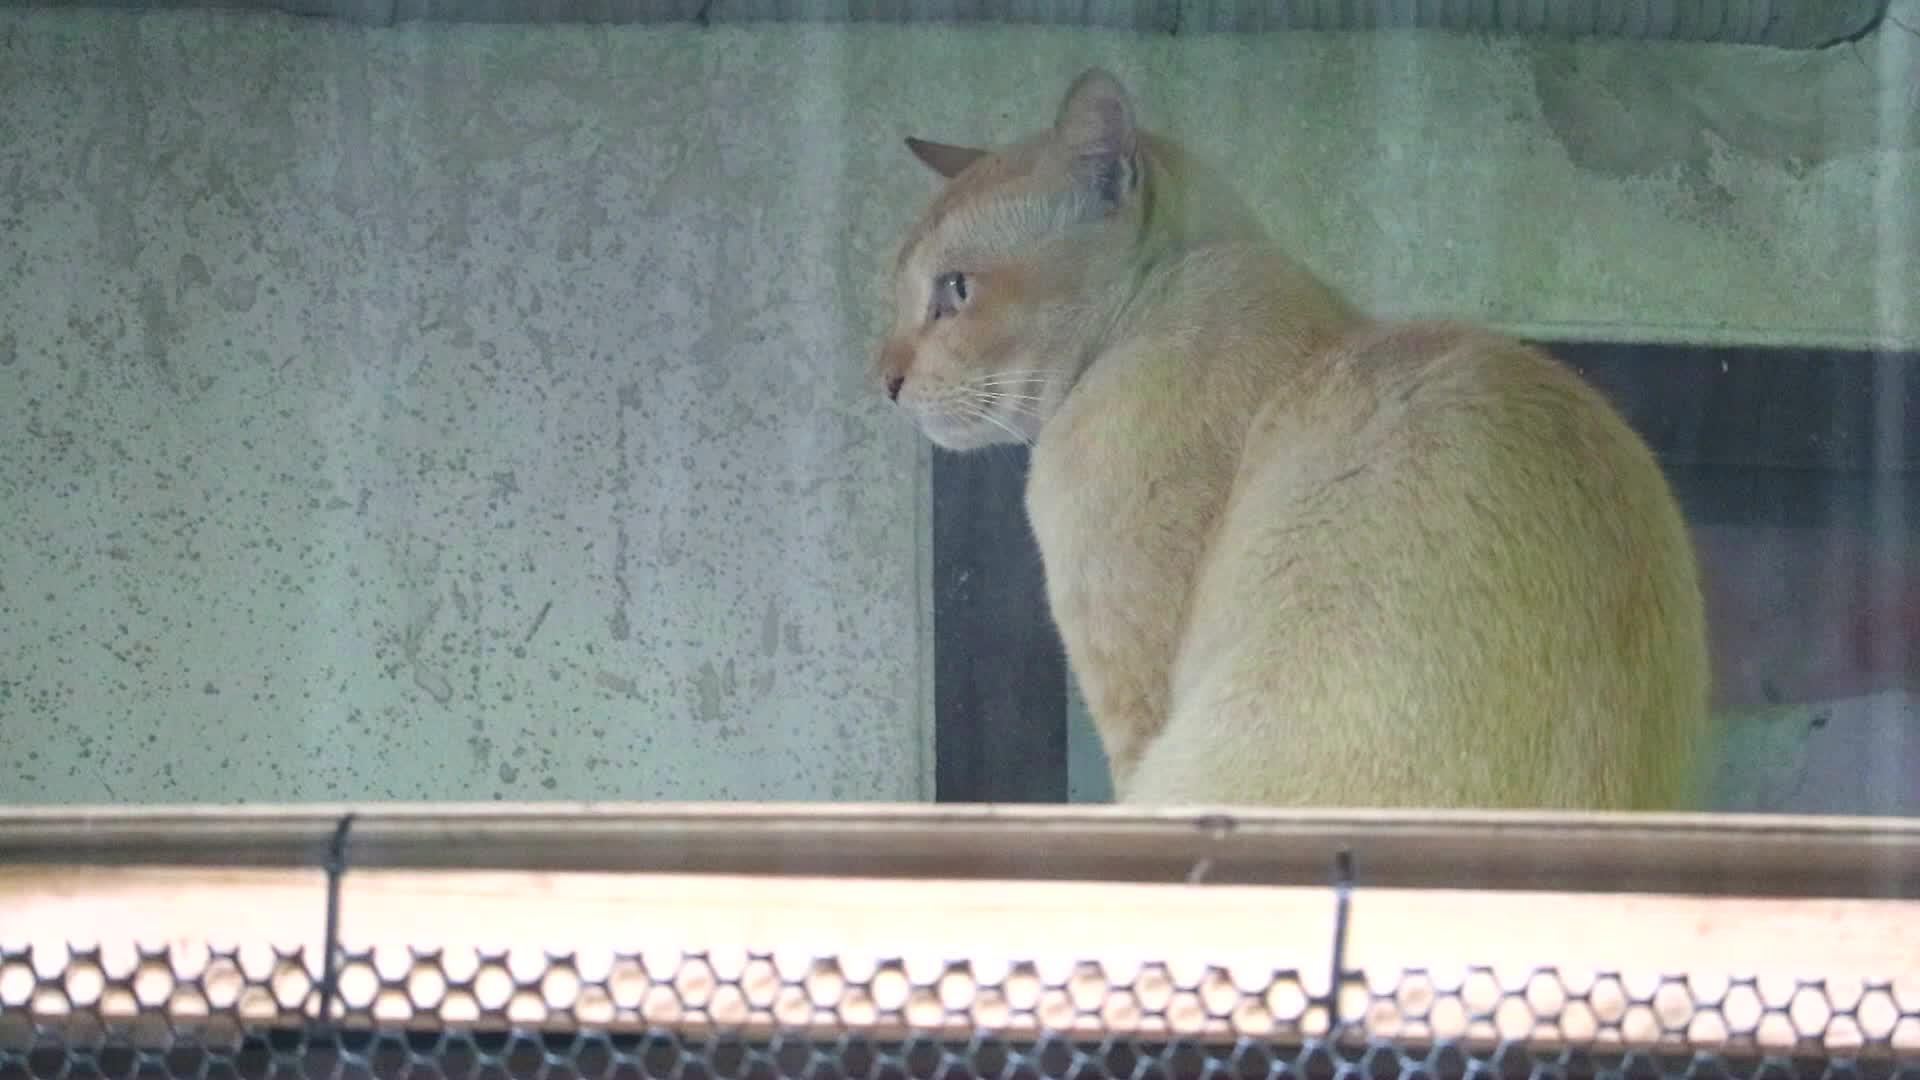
[{"x1": 874, "y1": 68, "x2": 1150, "y2": 451}]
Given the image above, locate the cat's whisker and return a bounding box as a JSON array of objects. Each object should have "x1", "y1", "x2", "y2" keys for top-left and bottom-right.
[
  {"x1": 953, "y1": 398, "x2": 1033, "y2": 446},
  {"x1": 994, "y1": 409, "x2": 1046, "y2": 423},
  {"x1": 971, "y1": 400, "x2": 1046, "y2": 418},
  {"x1": 975, "y1": 376, "x2": 1063, "y2": 388},
  {"x1": 978, "y1": 411, "x2": 1033, "y2": 446},
  {"x1": 968, "y1": 398, "x2": 1049, "y2": 434},
  {"x1": 977, "y1": 391, "x2": 1049, "y2": 413},
  {"x1": 965, "y1": 386, "x2": 1050, "y2": 412},
  {"x1": 948, "y1": 398, "x2": 999, "y2": 423}
]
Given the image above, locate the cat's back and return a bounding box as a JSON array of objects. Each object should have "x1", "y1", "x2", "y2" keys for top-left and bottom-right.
[
  {"x1": 1255, "y1": 319, "x2": 1664, "y2": 494},
  {"x1": 1139, "y1": 316, "x2": 1713, "y2": 810}
]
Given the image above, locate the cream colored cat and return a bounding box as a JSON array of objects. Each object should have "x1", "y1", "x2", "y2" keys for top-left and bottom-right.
[{"x1": 875, "y1": 69, "x2": 1713, "y2": 809}]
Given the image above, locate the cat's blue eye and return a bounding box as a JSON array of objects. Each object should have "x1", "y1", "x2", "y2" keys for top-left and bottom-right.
[{"x1": 931, "y1": 272, "x2": 969, "y2": 320}]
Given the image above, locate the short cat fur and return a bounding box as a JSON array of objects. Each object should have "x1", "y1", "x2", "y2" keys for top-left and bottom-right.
[{"x1": 875, "y1": 69, "x2": 1713, "y2": 809}]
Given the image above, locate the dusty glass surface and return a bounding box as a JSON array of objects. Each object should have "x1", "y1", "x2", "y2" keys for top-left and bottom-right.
[{"x1": 0, "y1": 2, "x2": 1915, "y2": 811}]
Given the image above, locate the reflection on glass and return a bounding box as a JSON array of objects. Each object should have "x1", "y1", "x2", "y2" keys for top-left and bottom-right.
[{"x1": 0, "y1": 2, "x2": 1914, "y2": 813}]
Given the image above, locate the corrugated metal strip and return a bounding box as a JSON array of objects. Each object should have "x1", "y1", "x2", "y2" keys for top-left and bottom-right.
[{"x1": 8, "y1": 0, "x2": 1891, "y2": 48}]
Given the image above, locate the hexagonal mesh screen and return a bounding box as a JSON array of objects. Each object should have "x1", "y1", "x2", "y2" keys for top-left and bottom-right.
[{"x1": 5, "y1": 939, "x2": 1920, "y2": 1080}]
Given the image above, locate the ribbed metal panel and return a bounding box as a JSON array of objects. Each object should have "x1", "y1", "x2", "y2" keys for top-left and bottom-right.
[
  {"x1": 1163, "y1": 0, "x2": 1885, "y2": 43},
  {"x1": 4, "y1": 0, "x2": 1891, "y2": 48}
]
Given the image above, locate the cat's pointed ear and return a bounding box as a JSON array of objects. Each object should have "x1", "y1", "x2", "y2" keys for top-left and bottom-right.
[
  {"x1": 1054, "y1": 68, "x2": 1139, "y2": 213},
  {"x1": 905, "y1": 137, "x2": 989, "y2": 180}
]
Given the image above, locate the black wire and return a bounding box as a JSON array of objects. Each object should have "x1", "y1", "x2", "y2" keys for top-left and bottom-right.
[
  {"x1": 1327, "y1": 848, "x2": 1355, "y2": 1035},
  {"x1": 316, "y1": 813, "x2": 356, "y2": 1029}
]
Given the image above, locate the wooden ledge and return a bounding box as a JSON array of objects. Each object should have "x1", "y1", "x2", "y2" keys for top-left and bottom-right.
[{"x1": 4, "y1": 803, "x2": 1920, "y2": 899}]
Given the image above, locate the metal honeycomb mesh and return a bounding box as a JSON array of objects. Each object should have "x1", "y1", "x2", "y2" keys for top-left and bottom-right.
[{"x1": 6, "y1": 938, "x2": 1920, "y2": 1080}]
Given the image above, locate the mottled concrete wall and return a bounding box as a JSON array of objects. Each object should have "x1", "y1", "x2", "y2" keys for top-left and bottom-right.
[
  {"x1": 0, "y1": 13, "x2": 932, "y2": 803},
  {"x1": 3, "y1": 5, "x2": 1916, "y2": 805}
]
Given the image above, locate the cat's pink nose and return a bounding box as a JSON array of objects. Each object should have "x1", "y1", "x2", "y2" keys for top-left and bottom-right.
[{"x1": 885, "y1": 374, "x2": 905, "y2": 401}]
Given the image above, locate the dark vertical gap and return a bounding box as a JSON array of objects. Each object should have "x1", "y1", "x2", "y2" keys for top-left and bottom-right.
[
  {"x1": 931, "y1": 446, "x2": 1068, "y2": 803},
  {"x1": 1552, "y1": 341, "x2": 1920, "y2": 528}
]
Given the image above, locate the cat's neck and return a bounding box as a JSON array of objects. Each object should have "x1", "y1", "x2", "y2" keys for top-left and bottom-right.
[
  {"x1": 1059, "y1": 137, "x2": 1358, "y2": 389},
  {"x1": 1134, "y1": 133, "x2": 1274, "y2": 261},
  {"x1": 1004, "y1": 132, "x2": 1363, "y2": 445}
]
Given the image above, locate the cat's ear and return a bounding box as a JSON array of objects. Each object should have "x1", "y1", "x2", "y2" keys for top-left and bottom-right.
[
  {"x1": 1053, "y1": 68, "x2": 1139, "y2": 214},
  {"x1": 905, "y1": 137, "x2": 989, "y2": 180}
]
